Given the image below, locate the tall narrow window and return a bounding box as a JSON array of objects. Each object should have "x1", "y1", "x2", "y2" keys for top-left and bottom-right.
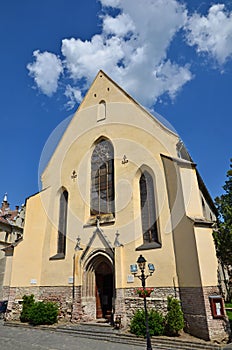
[
  {"x1": 57, "y1": 190, "x2": 68, "y2": 256},
  {"x1": 91, "y1": 139, "x2": 114, "y2": 216},
  {"x1": 201, "y1": 197, "x2": 206, "y2": 218},
  {"x1": 140, "y1": 171, "x2": 159, "y2": 244}
]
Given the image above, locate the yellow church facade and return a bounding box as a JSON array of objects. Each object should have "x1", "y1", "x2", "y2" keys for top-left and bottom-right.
[{"x1": 2, "y1": 71, "x2": 229, "y2": 341}]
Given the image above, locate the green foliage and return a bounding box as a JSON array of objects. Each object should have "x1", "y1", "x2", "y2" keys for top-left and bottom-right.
[
  {"x1": 20, "y1": 294, "x2": 58, "y2": 325},
  {"x1": 213, "y1": 159, "x2": 232, "y2": 268},
  {"x1": 226, "y1": 310, "x2": 232, "y2": 321},
  {"x1": 130, "y1": 309, "x2": 146, "y2": 337},
  {"x1": 149, "y1": 309, "x2": 165, "y2": 336},
  {"x1": 130, "y1": 309, "x2": 165, "y2": 337},
  {"x1": 225, "y1": 303, "x2": 232, "y2": 329},
  {"x1": 213, "y1": 159, "x2": 232, "y2": 301},
  {"x1": 225, "y1": 303, "x2": 232, "y2": 308},
  {"x1": 226, "y1": 310, "x2": 232, "y2": 329},
  {"x1": 28, "y1": 301, "x2": 59, "y2": 325},
  {"x1": 130, "y1": 297, "x2": 185, "y2": 338},
  {"x1": 20, "y1": 294, "x2": 35, "y2": 322},
  {"x1": 165, "y1": 296, "x2": 184, "y2": 336}
]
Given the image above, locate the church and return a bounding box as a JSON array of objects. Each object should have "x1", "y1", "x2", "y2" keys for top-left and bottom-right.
[{"x1": 2, "y1": 71, "x2": 229, "y2": 341}]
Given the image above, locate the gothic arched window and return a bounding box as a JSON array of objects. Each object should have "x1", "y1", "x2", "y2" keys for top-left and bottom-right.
[
  {"x1": 139, "y1": 171, "x2": 159, "y2": 244},
  {"x1": 91, "y1": 139, "x2": 114, "y2": 216},
  {"x1": 57, "y1": 190, "x2": 68, "y2": 256}
]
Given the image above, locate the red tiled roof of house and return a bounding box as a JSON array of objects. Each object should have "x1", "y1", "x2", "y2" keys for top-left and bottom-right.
[
  {"x1": 0, "y1": 194, "x2": 21, "y2": 226},
  {"x1": 0, "y1": 216, "x2": 8, "y2": 224}
]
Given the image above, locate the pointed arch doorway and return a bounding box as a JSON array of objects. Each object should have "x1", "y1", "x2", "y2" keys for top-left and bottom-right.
[{"x1": 84, "y1": 253, "x2": 114, "y2": 320}]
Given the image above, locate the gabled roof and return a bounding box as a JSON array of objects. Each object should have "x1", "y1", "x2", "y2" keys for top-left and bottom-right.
[
  {"x1": 41, "y1": 70, "x2": 179, "y2": 179},
  {"x1": 79, "y1": 70, "x2": 178, "y2": 136},
  {"x1": 80, "y1": 223, "x2": 114, "y2": 263}
]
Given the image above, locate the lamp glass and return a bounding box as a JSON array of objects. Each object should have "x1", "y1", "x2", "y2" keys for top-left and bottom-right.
[
  {"x1": 148, "y1": 263, "x2": 155, "y2": 273},
  {"x1": 137, "y1": 255, "x2": 146, "y2": 270},
  {"x1": 130, "y1": 264, "x2": 138, "y2": 274}
]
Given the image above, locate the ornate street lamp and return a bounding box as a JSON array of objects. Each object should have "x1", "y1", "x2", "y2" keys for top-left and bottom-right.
[{"x1": 130, "y1": 255, "x2": 155, "y2": 350}]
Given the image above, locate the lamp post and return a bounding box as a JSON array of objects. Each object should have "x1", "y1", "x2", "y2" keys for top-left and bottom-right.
[{"x1": 130, "y1": 255, "x2": 155, "y2": 350}]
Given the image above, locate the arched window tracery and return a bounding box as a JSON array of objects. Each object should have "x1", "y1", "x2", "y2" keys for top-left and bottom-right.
[{"x1": 90, "y1": 138, "x2": 115, "y2": 216}]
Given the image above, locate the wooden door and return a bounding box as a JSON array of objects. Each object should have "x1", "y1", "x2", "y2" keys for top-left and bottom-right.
[{"x1": 95, "y1": 274, "x2": 103, "y2": 318}]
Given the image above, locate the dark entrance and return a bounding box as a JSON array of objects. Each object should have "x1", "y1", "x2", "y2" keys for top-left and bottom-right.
[{"x1": 95, "y1": 261, "x2": 113, "y2": 319}]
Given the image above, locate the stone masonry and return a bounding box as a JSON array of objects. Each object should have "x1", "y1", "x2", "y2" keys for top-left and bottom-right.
[
  {"x1": 3, "y1": 284, "x2": 230, "y2": 343},
  {"x1": 3, "y1": 286, "x2": 73, "y2": 322},
  {"x1": 180, "y1": 286, "x2": 229, "y2": 342},
  {"x1": 115, "y1": 287, "x2": 179, "y2": 329}
]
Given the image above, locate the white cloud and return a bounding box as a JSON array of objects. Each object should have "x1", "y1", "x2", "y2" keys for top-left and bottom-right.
[
  {"x1": 27, "y1": 1, "x2": 231, "y2": 110},
  {"x1": 61, "y1": 35, "x2": 125, "y2": 83},
  {"x1": 27, "y1": 50, "x2": 63, "y2": 96},
  {"x1": 27, "y1": 1, "x2": 232, "y2": 109},
  {"x1": 59, "y1": 0, "x2": 191, "y2": 107},
  {"x1": 155, "y1": 60, "x2": 192, "y2": 99},
  {"x1": 64, "y1": 85, "x2": 83, "y2": 110},
  {"x1": 102, "y1": 13, "x2": 135, "y2": 36},
  {"x1": 27, "y1": 0, "x2": 192, "y2": 108},
  {"x1": 185, "y1": 4, "x2": 232, "y2": 64},
  {"x1": 99, "y1": 0, "x2": 121, "y2": 7}
]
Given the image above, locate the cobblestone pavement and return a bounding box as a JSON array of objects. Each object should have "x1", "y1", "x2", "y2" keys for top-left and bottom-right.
[{"x1": 0, "y1": 323, "x2": 144, "y2": 350}]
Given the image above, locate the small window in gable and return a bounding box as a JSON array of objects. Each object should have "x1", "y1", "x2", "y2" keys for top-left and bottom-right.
[{"x1": 97, "y1": 100, "x2": 106, "y2": 122}]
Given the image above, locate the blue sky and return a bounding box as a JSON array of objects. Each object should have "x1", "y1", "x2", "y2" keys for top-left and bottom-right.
[{"x1": 1, "y1": 0, "x2": 232, "y2": 208}]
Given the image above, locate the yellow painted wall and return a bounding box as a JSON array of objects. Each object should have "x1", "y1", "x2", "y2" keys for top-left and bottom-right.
[
  {"x1": 195, "y1": 226, "x2": 218, "y2": 286},
  {"x1": 9, "y1": 191, "x2": 48, "y2": 287},
  {"x1": 179, "y1": 166, "x2": 203, "y2": 217},
  {"x1": 7, "y1": 71, "x2": 218, "y2": 293}
]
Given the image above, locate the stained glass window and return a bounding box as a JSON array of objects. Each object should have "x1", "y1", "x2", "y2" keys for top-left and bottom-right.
[
  {"x1": 91, "y1": 139, "x2": 115, "y2": 216},
  {"x1": 140, "y1": 171, "x2": 159, "y2": 243},
  {"x1": 57, "y1": 190, "x2": 68, "y2": 255}
]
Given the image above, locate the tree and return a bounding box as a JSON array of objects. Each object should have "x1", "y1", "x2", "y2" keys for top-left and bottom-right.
[{"x1": 213, "y1": 159, "x2": 232, "y2": 299}]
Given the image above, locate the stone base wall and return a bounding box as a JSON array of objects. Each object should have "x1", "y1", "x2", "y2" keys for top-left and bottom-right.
[
  {"x1": 180, "y1": 286, "x2": 229, "y2": 342},
  {"x1": 179, "y1": 286, "x2": 208, "y2": 340},
  {"x1": 3, "y1": 286, "x2": 73, "y2": 322},
  {"x1": 0, "y1": 256, "x2": 6, "y2": 300},
  {"x1": 2, "y1": 286, "x2": 10, "y2": 301},
  {"x1": 203, "y1": 286, "x2": 230, "y2": 342},
  {"x1": 3, "y1": 285, "x2": 230, "y2": 342},
  {"x1": 115, "y1": 287, "x2": 179, "y2": 329},
  {"x1": 114, "y1": 288, "x2": 127, "y2": 326},
  {"x1": 71, "y1": 286, "x2": 83, "y2": 322}
]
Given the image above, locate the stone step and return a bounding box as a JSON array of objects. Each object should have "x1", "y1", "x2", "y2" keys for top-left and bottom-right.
[
  {"x1": 4, "y1": 321, "x2": 223, "y2": 350},
  {"x1": 57, "y1": 324, "x2": 222, "y2": 350}
]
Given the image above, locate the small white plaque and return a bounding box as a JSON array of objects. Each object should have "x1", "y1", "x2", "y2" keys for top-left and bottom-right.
[
  {"x1": 68, "y1": 276, "x2": 74, "y2": 284},
  {"x1": 30, "y1": 279, "x2": 37, "y2": 285},
  {"x1": 127, "y1": 274, "x2": 134, "y2": 283}
]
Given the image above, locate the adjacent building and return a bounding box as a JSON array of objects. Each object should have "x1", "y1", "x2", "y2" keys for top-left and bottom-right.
[{"x1": 0, "y1": 194, "x2": 24, "y2": 299}]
